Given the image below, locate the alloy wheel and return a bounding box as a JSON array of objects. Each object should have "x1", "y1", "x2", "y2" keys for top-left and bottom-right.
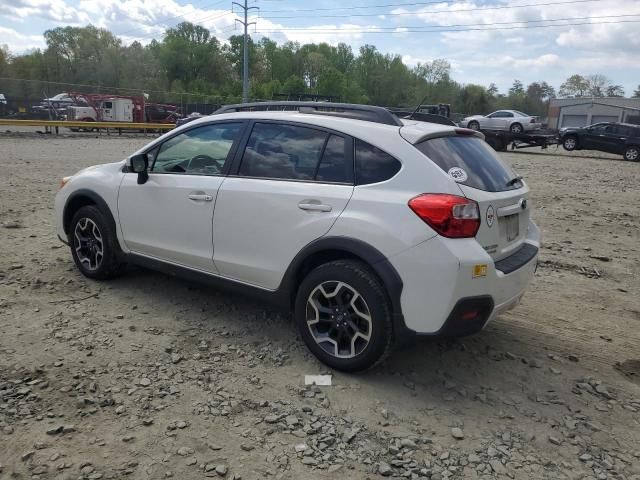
[
  {"x1": 626, "y1": 147, "x2": 639, "y2": 161},
  {"x1": 306, "y1": 281, "x2": 372, "y2": 359},
  {"x1": 74, "y1": 217, "x2": 104, "y2": 271},
  {"x1": 564, "y1": 138, "x2": 576, "y2": 150}
]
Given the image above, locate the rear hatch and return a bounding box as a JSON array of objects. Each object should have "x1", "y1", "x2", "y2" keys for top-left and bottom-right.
[{"x1": 412, "y1": 131, "x2": 530, "y2": 261}]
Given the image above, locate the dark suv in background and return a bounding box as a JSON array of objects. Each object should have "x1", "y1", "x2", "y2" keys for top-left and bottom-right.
[{"x1": 559, "y1": 122, "x2": 640, "y2": 161}]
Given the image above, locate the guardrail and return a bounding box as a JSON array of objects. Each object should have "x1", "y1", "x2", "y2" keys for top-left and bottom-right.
[{"x1": 0, "y1": 119, "x2": 175, "y2": 132}]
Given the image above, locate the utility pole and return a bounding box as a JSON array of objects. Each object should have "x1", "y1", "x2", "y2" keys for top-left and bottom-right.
[{"x1": 233, "y1": 0, "x2": 257, "y2": 103}]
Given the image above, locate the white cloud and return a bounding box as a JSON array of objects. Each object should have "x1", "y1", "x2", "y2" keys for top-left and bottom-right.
[
  {"x1": 254, "y1": 21, "x2": 382, "y2": 46},
  {"x1": 0, "y1": 26, "x2": 45, "y2": 51},
  {"x1": 391, "y1": 0, "x2": 640, "y2": 51},
  {"x1": 557, "y1": 22, "x2": 640, "y2": 51},
  {"x1": 0, "y1": 0, "x2": 90, "y2": 24}
]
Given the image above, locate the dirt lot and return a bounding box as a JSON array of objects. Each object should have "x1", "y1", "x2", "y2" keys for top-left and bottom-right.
[{"x1": 1, "y1": 133, "x2": 639, "y2": 480}]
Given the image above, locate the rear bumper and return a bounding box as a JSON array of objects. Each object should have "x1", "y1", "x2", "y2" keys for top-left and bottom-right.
[
  {"x1": 388, "y1": 219, "x2": 540, "y2": 334},
  {"x1": 523, "y1": 122, "x2": 542, "y2": 131}
]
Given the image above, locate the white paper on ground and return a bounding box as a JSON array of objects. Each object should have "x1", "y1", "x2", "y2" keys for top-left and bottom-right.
[{"x1": 304, "y1": 375, "x2": 332, "y2": 386}]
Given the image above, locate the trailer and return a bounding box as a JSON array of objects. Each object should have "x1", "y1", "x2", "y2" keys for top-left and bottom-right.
[
  {"x1": 481, "y1": 129, "x2": 559, "y2": 152},
  {"x1": 64, "y1": 93, "x2": 179, "y2": 131}
]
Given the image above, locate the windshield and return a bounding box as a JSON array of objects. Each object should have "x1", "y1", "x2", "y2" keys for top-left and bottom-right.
[{"x1": 415, "y1": 135, "x2": 522, "y2": 192}]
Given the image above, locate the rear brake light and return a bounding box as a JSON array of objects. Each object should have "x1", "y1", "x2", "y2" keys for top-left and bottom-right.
[{"x1": 408, "y1": 194, "x2": 480, "y2": 238}]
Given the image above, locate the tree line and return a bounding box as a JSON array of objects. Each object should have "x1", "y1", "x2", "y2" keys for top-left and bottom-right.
[{"x1": 1, "y1": 23, "x2": 639, "y2": 116}]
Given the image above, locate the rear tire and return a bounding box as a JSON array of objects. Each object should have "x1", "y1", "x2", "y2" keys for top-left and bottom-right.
[
  {"x1": 69, "y1": 205, "x2": 125, "y2": 280},
  {"x1": 624, "y1": 145, "x2": 639, "y2": 162},
  {"x1": 294, "y1": 260, "x2": 393, "y2": 372},
  {"x1": 510, "y1": 123, "x2": 523, "y2": 134},
  {"x1": 563, "y1": 135, "x2": 578, "y2": 151}
]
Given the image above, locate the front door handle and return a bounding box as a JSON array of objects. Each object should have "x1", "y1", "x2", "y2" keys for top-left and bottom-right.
[
  {"x1": 188, "y1": 193, "x2": 213, "y2": 202},
  {"x1": 298, "y1": 201, "x2": 332, "y2": 212}
]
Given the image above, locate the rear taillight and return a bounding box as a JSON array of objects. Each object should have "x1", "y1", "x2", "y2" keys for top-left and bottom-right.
[{"x1": 408, "y1": 194, "x2": 480, "y2": 238}]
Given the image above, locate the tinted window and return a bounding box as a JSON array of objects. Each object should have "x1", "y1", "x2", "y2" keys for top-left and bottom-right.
[
  {"x1": 239, "y1": 123, "x2": 327, "y2": 180},
  {"x1": 514, "y1": 111, "x2": 528, "y2": 117},
  {"x1": 415, "y1": 136, "x2": 521, "y2": 192},
  {"x1": 315, "y1": 135, "x2": 352, "y2": 183},
  {"x1": 153, "y1": 123, "x2": 242, "y2": 175},
  {"x1": 355, "y1": 140, "x2": 401, "y2": 185},
  {"x1": 104, "y1": 101, "x2": 113, "y2": 109}
]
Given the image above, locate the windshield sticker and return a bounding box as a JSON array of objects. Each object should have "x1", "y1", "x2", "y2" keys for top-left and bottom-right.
[
  {"x1": 448, "y1": 167, "x2": 468, "y2": 183},
  {"x1": 486, "y1": 205, "x2": 496, "y2": 228}
]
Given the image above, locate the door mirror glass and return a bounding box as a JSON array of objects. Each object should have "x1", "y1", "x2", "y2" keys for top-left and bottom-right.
[{"x1": 130, "y1": 154, "x2": 148, "y2": 173}]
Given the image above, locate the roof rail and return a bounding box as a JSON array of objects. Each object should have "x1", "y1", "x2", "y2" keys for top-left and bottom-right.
[{"x1": 213, "y1": 101, "x2": 403, "y2": 127}]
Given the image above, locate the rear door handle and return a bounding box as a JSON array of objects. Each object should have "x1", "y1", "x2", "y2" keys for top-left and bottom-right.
[
  {"x1": 188, "y1": 193, "x2": 213, "y2": 202},
  {"x1": 298, "y1": 201, "x2": 332, "y2": 212}
]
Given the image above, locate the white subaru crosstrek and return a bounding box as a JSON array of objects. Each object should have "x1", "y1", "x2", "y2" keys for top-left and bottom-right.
[{"x1": 55, "y1": 102, "x2": 540, "y2": 372}]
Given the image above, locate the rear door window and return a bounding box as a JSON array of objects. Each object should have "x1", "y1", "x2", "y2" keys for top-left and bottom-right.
[
  {"x1": 238, "y1": 123, "x2": 354, "y2": 183},
  {"x1": 355, "y1": 140, "x2": 401, "y2": 185},
  {"x1": 239, "y1": 123, "x2": 326, "y2": 180},
  {"x1": 415, "y1": 135, "x2": 521, "y2": 192}
]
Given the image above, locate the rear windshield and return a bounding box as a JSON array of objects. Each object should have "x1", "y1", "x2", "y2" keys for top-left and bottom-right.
[{"x1": 415, "y1": 136, "x2": 522, "y2": 192}]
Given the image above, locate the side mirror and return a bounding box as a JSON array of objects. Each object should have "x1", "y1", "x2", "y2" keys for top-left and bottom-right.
[{"x1": 129, "y1": 153, "x2": 149, "y2": 185}]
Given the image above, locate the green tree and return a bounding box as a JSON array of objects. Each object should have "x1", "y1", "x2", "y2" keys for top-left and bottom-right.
[
  {"x1": 605, "y1": 84, "x2": 624, "y2": 97},
  {"x1": 633, "y1": 85, "x2": 640, "y2": 98},
  {"x1": 508, "y1": 80, "x2": 525, "y2": 96},
  {"x1": 559, "y1": 74, "x2": 589, "y2": 97},
  {"x1": 317, "y1": 67, "x2": 345, "y2": 97}
]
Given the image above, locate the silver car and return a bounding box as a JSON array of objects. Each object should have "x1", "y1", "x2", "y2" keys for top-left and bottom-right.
[{"x1": 460, "y1": 110, "x2": 540, "y2": 133}]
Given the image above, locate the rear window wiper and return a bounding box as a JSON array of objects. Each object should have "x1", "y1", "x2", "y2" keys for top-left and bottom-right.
[{"x1": 506, "y1": 175, "x2": 523, "y2": 187}]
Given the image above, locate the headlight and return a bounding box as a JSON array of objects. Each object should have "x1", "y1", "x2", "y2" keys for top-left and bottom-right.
[{"x1": 59, "y1": 176, "x2": 72, "y2": 189}]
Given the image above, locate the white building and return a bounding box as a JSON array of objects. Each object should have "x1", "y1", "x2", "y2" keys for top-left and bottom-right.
[{"x1": 548, "y1": 97, "x2": 640, "y2": 129}]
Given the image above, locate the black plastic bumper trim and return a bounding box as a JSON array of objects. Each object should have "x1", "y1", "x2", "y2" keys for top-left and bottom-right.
[
  {"x1": 436, "y1": 295, "x2": 494, "y2": 337},
  {"x1": 494, "y1": 243, "x2": 538, "y2": 275}
]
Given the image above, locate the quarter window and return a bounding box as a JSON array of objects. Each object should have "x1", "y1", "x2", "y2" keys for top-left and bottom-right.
[
  {"x1": 239, "y1": 123, "x2": 352, "y2": 182},
  {"x1": 355, "y1": 139, "x2": 401, "y2": 185},
  {"x1": 152, "y1": 123, "x2": 243, "y2": 175}
]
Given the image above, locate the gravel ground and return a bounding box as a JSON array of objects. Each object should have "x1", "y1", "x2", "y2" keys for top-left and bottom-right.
[{"x1": 1, "y1": 134, "x2": 639, "y2": 480}]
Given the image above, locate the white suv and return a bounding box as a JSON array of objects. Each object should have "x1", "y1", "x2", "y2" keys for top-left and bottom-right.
[{"x1": 55, "y1": 103, "x2": 540, "y2": 372}]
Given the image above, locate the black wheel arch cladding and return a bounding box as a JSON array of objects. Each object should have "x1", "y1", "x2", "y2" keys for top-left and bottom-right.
[
  {"x1": 279, "y1": 236, "x2": 404, "y2": 324},
  {"x1": 64, "y1": 189, "x2": 116, "y2": 235}
]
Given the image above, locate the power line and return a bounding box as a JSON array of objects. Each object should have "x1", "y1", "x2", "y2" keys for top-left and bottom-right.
[
  {"x1": 258, "y1": 0, "x2": 607, "y2": 19},
  {"x1": 254, "y1": 18, "x2": 640, "y2": 34},
  {"x1": 259, "y1": 0, "x2": 474, "y2": 12},
  {"x1": 253, "y1": 13, "x2": 640, "y2": 31}
]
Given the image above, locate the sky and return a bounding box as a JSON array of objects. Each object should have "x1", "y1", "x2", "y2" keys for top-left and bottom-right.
[{"x1": 1, "y1": 0, "x2": 640, "y2": 95}]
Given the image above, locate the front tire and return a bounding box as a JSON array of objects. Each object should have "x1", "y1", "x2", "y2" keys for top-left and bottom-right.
[
  {"x1": 563, "y1": 135, "x2": 578, "y2": 151},
  {"x1": 70, "y1": 205, "x2": 125, "y2": 280},
  {"x1": 294, "y1": 260, "x2": 393, "y2": 372},
  {"x1": 624, "y1": 145, "x2": 639, "y2": 162},
  {"x1": 468, "y1": 120, "x2": 480, "y2": 131}
]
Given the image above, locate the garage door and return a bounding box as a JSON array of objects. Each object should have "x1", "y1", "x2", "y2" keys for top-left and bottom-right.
[
  {"x1": 561, "y1": 115, "x2": 588, "y2": 128},
  {"x1": 591, "y1": 115, "x2": 619, "y2": 125}
]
